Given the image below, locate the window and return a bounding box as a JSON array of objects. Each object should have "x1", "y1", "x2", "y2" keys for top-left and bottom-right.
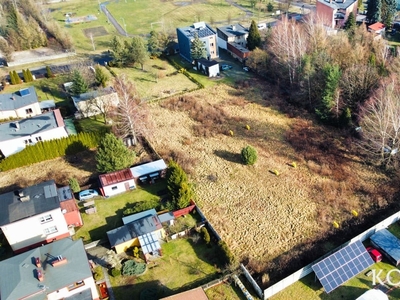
[
  {"x1": 24, "y1": 139, "x2": 33, "y2": 145},
  {"x1": 67, "y1": 281, "x2": 85, "y2": 291},
  {"x1": 44, "y1": 226, "x2": 58, "y2": 235},
  {"x1": 211, "y1": 43, "x2": 214, "y2": 46},
  {"x1": 111, "y1": 186, "x2": 118, "y2": 190},
  {"x1": 39, "y1": 214, "x2": 53, "y2": 224},
  {"x1": 25, "y1": 108, "x2": 33, "y2": 114},
  {"x1": 36, "y1": 136, "x2": 42, "y2": 142}
]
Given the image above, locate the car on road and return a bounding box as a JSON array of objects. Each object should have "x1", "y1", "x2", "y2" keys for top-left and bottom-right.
[
  {"x1": 366, "y1": 246, "x2": 383, "y2": 262},
  {"x1": 221, "y1": 64, "x2": 232, "y2": 71},
  {"x1": 79, "y1": 189, "x2": 99, "y2": 201}
]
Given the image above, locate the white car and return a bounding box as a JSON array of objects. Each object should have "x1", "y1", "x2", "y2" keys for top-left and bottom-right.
[{"x1": 243, "y1": 66, "x2": 249, "y2": 72}]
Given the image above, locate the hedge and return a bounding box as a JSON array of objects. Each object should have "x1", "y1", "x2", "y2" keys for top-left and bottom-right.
[{"x1": 0, "y1": 132, "x2": 102, "y2": 171}]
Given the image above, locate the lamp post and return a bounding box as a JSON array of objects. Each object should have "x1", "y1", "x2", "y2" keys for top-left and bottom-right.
[{"x1": 121, "y1": 17, "x2": 127, "y2": 37}]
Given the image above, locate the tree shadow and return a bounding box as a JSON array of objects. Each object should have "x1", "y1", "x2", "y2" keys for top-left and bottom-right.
[
  {"x1": 65, "y1": 141, "x2": 89, "y2": 155},
  {"x1": 112, "y1": 280, "x2": 174, "y2": 300},
  {"x1": 214, "y1": 150, "x2": 243, "y2": 164}
]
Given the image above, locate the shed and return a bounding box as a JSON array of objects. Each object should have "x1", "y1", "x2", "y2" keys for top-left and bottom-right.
[
  {"x1": 356, "y1": 289, "x2": 388, "y2": 300},
  {"x1": 370, "y1": 229, "x2": 400, "y2": 266},
  {"x1": 196, "y1": 59, "x2": 219, "y2": 77},
  {"x1": 368, "y1": 22, "x2": 385, "y2": 34},
  {"x1": 130, "y1": 159, "x2": 167, "y2": 184},
  {"x1": 99, "y1": 168, "x2": 136, "y2": 197}
]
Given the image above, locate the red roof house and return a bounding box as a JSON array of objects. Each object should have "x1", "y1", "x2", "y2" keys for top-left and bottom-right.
[
  {"x1": 368, "y1": 22, "x2": 386, "y2": 35},
  {"x1": 99, "y1": 168, "x2": 136, "y2": 197}
]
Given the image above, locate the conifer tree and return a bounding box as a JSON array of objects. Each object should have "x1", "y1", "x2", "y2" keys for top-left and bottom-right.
[
  {"x1": 95, "y1": 65, "x2": 109, "y2": 88},
  {"x1": 381, "y1": 0, "x2": 397, "y2": 28},
  {"x1": 9, "y1": 71, "x2": 16, "y2": 85},
  {"x1": 12, "y1": 70, "x2": 21, "y2": 84},
  {"x1": 190, "y1": 33, "x2": 207, "y2": 62},
  {"x1": 27, "y1": 69, "x2": 34, "y2": 82},
  {"x1": 344, "y1": 12, "x2": 356, "y2": 37},
  {"x1": 366, "y1": 0, "x2": 382, "y2": 23},
  {"x1": 71, "y1": 69, "x2": 89, "y2": 95},
  {"x1": 166, "y1": 160, "x2": 193, "y2": 209},
  {"x1": 46, "y1": 66, "x2": 54, "y2": 78},
  {"x1": 247, "y1": 20, "x2": 262, "y2": 51}
]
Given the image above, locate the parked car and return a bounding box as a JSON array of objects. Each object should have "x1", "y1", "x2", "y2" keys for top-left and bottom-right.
[
  {"x1": 221, "y1": 64, "x2": 232, "y2": 71},
  {"x1": 366, "y1": 246, "x2": 383, "y2": 262},
  {"x1": 243, "y1": 66, "x2": 249, "y2": 72},
  {"x1": 78, "y1": 189, "x2": 99, "y2": 201}
]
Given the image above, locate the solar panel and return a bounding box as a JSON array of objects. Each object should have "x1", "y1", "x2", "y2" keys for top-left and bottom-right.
[
  {"x1": 312, "y1": 240, "x2": 374, "y2": 293},
  {"x1": 19, "y1": 88, "x2": 30, "y2": 97}
]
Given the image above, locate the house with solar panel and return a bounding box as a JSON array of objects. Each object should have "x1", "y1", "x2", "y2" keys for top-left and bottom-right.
[
  {"x1": 0, "y1": 180, "x2": 82, "y2": 253},
  {"x1": 0, "y1": 87, "x2": 42, "y2": 120},
  {"x1": 0, "y1": 108, "x2": 69, "y2": 157},
  {"x1": 107, "y1": 209, "x2": 172, "y2": 261},
  {"x1": 0, "y1": 238, "x2": 100, "y2": 300},
  {"x1": 99, "y1": 168, "x2": 136, "y2": 198},
  {"x1": 177, "y1": 22, "x2": 219, "y2": 63}
]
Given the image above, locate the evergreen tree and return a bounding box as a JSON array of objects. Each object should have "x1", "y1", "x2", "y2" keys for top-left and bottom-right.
[
  {"x1": 12, "y1": 70, "x2": 21, "y2": 84},
  {"x1": 95, "y1": 65, "x2": 109, "y2": 88},
  {"x1": 110, "y1": 36, "x2": 125, "y2": 67},
  {"x1": 366, "y1": 0, "x2": 382, "y2": 23},
  {"x1": 129, "y1": 36, "x2": 148, "y2": 70},
  {"x1": 358, "y1": 0, "x2": 364, "y2": 11},
  {"x1": 9, "y1": 71, "x2": 16, "y2": 85},
  {"x1": 46, "y1": 66, "x2": 54, "y2": 78},
  {"x1": 27, "y1": 69, "x2": 34, "y2": 82},
  {"x1": 190, "y1": 33, "x2": 207, "y2": 62},
  {"x1": 381, "y1": 0, "x2": 397, "y2": 28},
  {"x1": 147, "y1": 30, "x2": 162, "y2": 58},
  {"x1": 166, "y1": 160, "x2": 193, "y2": 209},
  {"x1": 71, "y1": 70, "x2": 88, "y2": 95},
  {"x1": 95, "y1": 133, "x2": 135, "y2": 173},
  {"x1": 247, "y1": 20, "x2": 262, "y2": 51},
  {"x1": 241, "y1": 145, "x2": 258, "y2": 165},
  {"x1": 68, "y1": 178, "x2": 81, "y2": 193},
  {"x1": 344, "y1": 12, "x2": 356, "y2": 37},
  {"x1": 315, "y1": 64, "x2": 341, "y2": 122},
  {"x1": 267, "y1": 2, "x2": 274, "y2": 12},
  {"x1": 22, "y1": 69, "x2": 27, "y2": 82}
]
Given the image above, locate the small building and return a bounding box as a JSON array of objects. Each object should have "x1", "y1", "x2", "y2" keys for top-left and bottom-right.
[
  {"x1": 58, "y1": 186, "x2": 83, "y2": 231},
  {"x1": 0, "y1": 108, "x2": 69, "y2": 157},
  {"x1": 0, "y1": 180, "x2": 76, "y2": 253},
  {"x1": 177, "y1": 22, "x2": 219, "y2": 63},
  {"x1": 99, "y1": 168, "x2": 136, "y2": 197},
  {"x1": 130, "y1": 159, "x2": 167, "y2": 184},
  {"x1": 217, "y1": 24, "x2": 248, "y2": 50},
  {"x1": 368, "y1": 22, "x2": 386, "y2": 35},
  {"x1": 71, "y1": 86, "x2": 119, "y2": 119},
  {"x1": 196, "y1": 59, "x2": 220, "y2": 77},
  {"x1": 0, "y1": 87, "x2": 42, "y2": 120},
  {"x1": 160, "y1": 287, "x2": 209, "y2": 300},
  {"x1": 356, "y1": 289, "x2": 388, "y2": 300},
  {"x1": 316, "y1": 0, "x2": 358, "y2": 28},
  {"x1": 0, "y1": 238, "x2": 100, "y2": 300},
  {"x1": 227, "y1": 42, "x2": 250, "y2": 62},
  {"x1": 370, "y1": 229, "x2": 400, "y2": 266},
  {"x1": 107, "y1": 209, "x2": 165, "y2": 259}
]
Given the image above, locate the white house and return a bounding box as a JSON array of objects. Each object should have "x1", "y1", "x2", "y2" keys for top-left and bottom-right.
[
  {"x1": 216, "y1": 24, "x2": 248, "y2": 50},
  {"x1": 0, "y1": 180, "x2": 72, "y2": 253},
  {"x1": 71, "y1": 86, "x2": 119, "y2": 118},
  {"x1": 0, "y1": 238, "x2": 100, "y2": 300},
  {"x1": 130, "y1": 159, "x2": 168, "y2": 184},
  {"x1": 99, "y1": 168, "x2": 136, "y2": 197},
  {"x1": 0, "y1": 108, "x2": 69, "y2": 157},
  {"x1": 0, "y1": 87, "x2": 42, "y2": 120}
]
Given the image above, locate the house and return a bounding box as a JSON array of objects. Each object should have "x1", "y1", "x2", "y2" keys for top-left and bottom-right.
[
  {"x1": 0, "y1": 180, "x2": 80, "y2": 253},
  {"x1": 160, "y1": 287, "x2": 209, "y2": 300},
  {"x1": 71, "y1": 86, "x2": 119, "y2": 118},
  {"x1": 368, "y1": 22, "x2": 386, "y2": 35},
  {"x1": 316, "y1": 0, "x2": 358, "y2": 28},
  {"x1": 58, "y1": 186, "x2": 84, "y2": 231},
  {"x1": 0, "y1": 87, "x2": 41, "y2": 120},
  {"x1": 196, "y1": 59, "x2": 220, "y2": 77},
  {"x1": 107, "y1": 209, "x2": 165, "y2": 259},
  {"x1": 99, "y1": 168, "x2": 136, "y2": 198},
  {"x1": 130, "y1": 159, "x2": 167, "y2": 184},
  {"x1": 217, "y1": 24, "x2": 248, "y2": 50},
  {"x1": 0, "y1": 238, "x2": 100, "y2": 300},
  {"x1": 0, "y1": 108, "x2": 69, "y2": 157},
  {"x1": 177, "y1": 22, "x2": 219, "y2": 62}
]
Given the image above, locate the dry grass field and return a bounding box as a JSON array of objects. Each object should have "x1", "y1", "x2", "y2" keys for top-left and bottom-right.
[{"x1": 146, "y1": 79, "x2": 397, "y2": 281}]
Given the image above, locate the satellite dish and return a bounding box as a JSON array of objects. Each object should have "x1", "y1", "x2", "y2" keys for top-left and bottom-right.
[{"x1": 62, "y1": 209, "x2": 67, "y2": 214}]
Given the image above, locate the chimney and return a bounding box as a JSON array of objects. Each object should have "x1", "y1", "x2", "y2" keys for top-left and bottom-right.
[
  {"x1": 14, "y1": 122, "x2": 20, "y2": 130},
  {"x1": 232, "y1": 25, "x2": 236, "y2": 30},
  {"x1": 37, "y1": 269, "x2": 44, "y2": 282},
  {"x1": 51, "y1": 255, "x2": 67, "y2": 267},
  {"x1": 36, "y1": 257, "x2": 41, "y2": 268}
]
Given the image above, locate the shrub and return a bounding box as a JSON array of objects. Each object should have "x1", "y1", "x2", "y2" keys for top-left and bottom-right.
[
  {"x1": 68, "y1": 178, "x2": 80, "y2": 193},
  {"x1": 200, "y1": 227, "x2": 210, "y2": 244},
  {"x1": 218, "y1": 240, "x2": 235, "y2": 265},
  {"x1": 241, "y1": 145, "x2": 258, "y2": 165},
  {"x1": 110, "y1": 268, "x2": 121, "y2": 277},
  {"x1": 46, "y1": 66, "x2": 54, "y2": 78},
  {"x1": 122, "y1": 260, "x2": 146, "y2": 276},
  {"x1": 93, "y1": 265, "x2": 104, "y2": 281}
]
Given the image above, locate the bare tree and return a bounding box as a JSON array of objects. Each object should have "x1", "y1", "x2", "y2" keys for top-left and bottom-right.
[
  {"x1": 88, "y1": 89, "x2": 118, "y2": 124},
  {"x1": 111, "y1": 75, "x2": 153, "y2": 145},
  {"x1": 359, "y1": 76, "x2": 400, "y2": 167},
  {"x1": 268, "y1": 16, "x2": 307, "y2": 87}
]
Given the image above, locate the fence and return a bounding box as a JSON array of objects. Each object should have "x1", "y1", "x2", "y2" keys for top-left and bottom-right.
[
  {"x1": 241, "y1": 264, "x2": 263, "y2": 299},
  {"x1": 173, "y1": 204, "x2": 196, "y2": 218},
  {"x1": 262, "y1": 209, "x2": 400, "y2": 299},
  {"x1": 195, "y1": 205, "x2": 221, "y2": 241}
]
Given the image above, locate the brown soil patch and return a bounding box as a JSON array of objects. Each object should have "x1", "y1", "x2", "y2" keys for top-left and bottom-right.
[{"x1": 147, "y1": 81, "x2": 392, "y2": 263}]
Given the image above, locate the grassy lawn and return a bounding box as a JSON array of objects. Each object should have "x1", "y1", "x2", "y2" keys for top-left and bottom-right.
[
  {"x1": 206, "y1": 280, "x2": 250, "y2": 300},
  {"x1": 109, "y1": 238, "x2": 223, "y2": 299},
  {"x1": 74, "y1": 180, "x2": 167, "y2": 243},
  {"x1": 74, "y1": 116, "x2": 111, "y2": 133}
]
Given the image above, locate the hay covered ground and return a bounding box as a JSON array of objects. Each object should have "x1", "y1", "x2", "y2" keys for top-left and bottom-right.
[{"x1": 147, "y1": 80, "x2": 392, "y2": 264}]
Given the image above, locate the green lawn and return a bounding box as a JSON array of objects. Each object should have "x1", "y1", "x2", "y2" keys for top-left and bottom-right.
[
  {"x1": 74, "y1": 180, "x2": 167, "y2": 243},
  {"x1": 109, "y1": 238, "x2": 223, "y2": 300}
]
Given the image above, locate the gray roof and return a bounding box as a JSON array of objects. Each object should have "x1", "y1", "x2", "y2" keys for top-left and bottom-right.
[
  {"x1": 177, "y1": 22, "x2": 216, "y2": 39},
  {"x1": 107, "y1": 214, "x2": 162, "y2": 247},
  {"x1": 197, "y1": 59, "x2": 219, "y2": 67},
  {"x1": 122, "y1": 208, "x2": 157, "y2": 225},
  {"x1": 71, "y1": 86, "x2": 116, "y2": 104},
  {"x1": 158, "y1": 212, "x2": 175, "y2": 223},
  {"x1": 370, "y1": 229, "x2": 400, "y2": 264},
  {"x1": 0, "y1": 109, "x2": 62, "y2": 142},
  {"x1": 0, "y1": 180, "x2": 60, "y2": 226},
  {"x1": 0, "y1": 238, "x2": 92, "y2": 300},
  {"x1": 317, "y1": 0, "x2": 357, "y2": 10},
  {"x1": 217, "y1": 24, "x2": 248, "y2": 38},
  {"x1": 0, "y1": 86, "x2": 38, "y2": 111}
]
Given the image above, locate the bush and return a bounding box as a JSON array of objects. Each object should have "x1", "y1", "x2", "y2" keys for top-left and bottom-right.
[
  {"x1": 93, "y1": 265, "x2": 104, "y2": 281},
  {"x1": 110, "y1": 268, "x2": 121, "y2": 277},
  {"x1": 201, "y1": 227, "x2": 210, "y2": 244},
  {"x1": 218, "y1": 240, "x2": 235, "y2": 265},
  {"x1": 241, "y1": 145, "x2": 258, "y2": 165},
  {"x1": 122, "y1": 260, "x2": 146, "y2": 276},
  {"x1": 68, "y1": 178, "x2": 80, "y2": 193}
]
